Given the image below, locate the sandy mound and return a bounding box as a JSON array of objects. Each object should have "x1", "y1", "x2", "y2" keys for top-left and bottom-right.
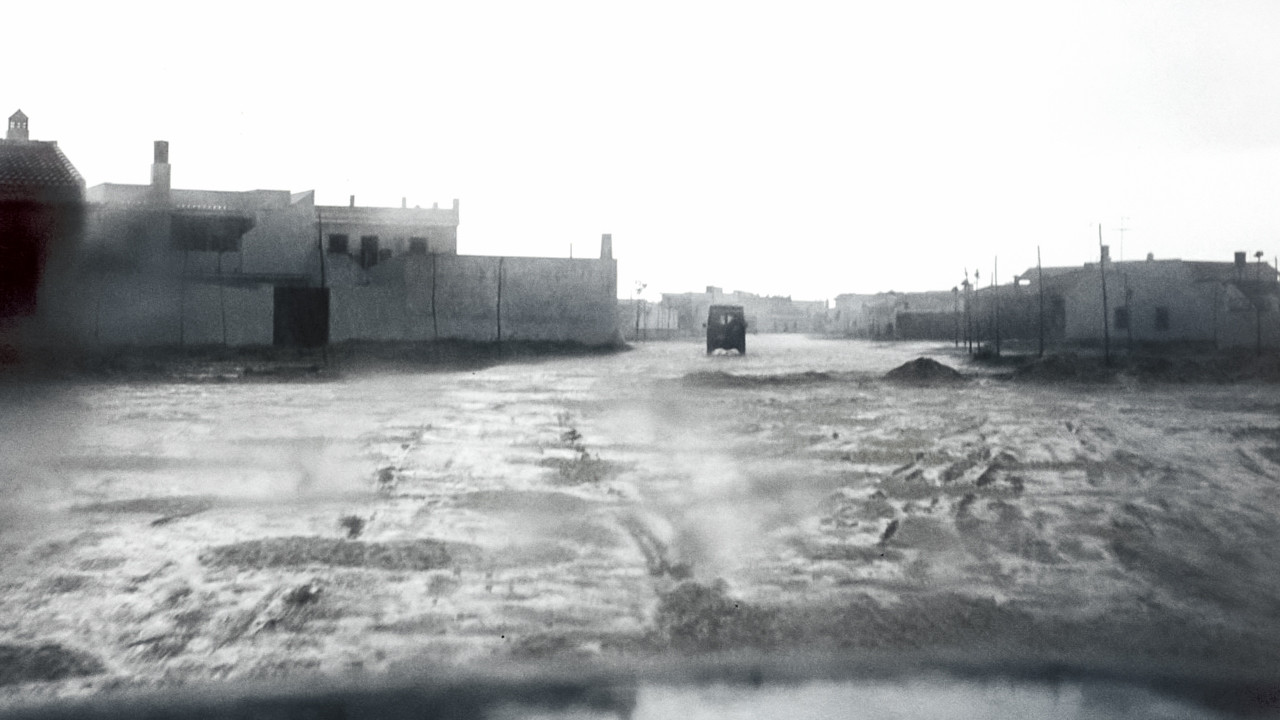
[
  {"x1": 1230, "y1": 354, "x2": 1280, "y2": 383},
  {"x1": 681, "y1": 371, "x2": 845, "y2": 388},
  {"x1": 883, "y1": 358, "x2": 964, "y2": 383},
  {"x1": 1011, "y1": 353, "x2": 1114, "y2": 383},
  {"x1": 199, "y1": 537, "x2": 460, "y2": 571},
  {"x1": 0, "y1": 644, "x2": 104, "y2": 687}
]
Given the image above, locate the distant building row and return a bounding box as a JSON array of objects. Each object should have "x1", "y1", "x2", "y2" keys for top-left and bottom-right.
[
  {"x1": 833, "y1": 248, "x2": 1280, "y2": 349},
  {"x1": 1, "y1": 111, "x2": 620, "y2": 347}
]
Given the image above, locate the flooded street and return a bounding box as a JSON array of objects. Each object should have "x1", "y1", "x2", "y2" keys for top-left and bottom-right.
[{"x1": 3, "y1": 335, "x2": 1280, "y2": 705}]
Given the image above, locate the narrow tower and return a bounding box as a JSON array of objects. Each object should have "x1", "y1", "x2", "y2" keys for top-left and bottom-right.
[{"x1": 6, "y1": 110, "x2": 29, "y2": 141}]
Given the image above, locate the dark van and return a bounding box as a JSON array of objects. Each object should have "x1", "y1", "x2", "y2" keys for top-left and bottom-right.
[{"x1": 706, "y1": 305, "x2": 747, "y2": 354}]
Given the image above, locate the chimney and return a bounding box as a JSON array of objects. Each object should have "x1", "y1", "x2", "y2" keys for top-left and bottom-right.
[
  {"x1": 150, "y1": 140, "x2": 171, "y2": 198},
  {"x1": 401, "y1": 197, "x2": 407, "y2": 209},
  {"x1": 1235, "y1": 251, "x2": 1247, "y2": 269},
  {"x1": 600, "y1": 233, "x2": 612, "y2": 260},
  {"x1": 6, "y1": 109, "x2": 29, "y2": 141},
  {"x1": 1146, "y1": 252, "x2": 1154, "y2": 261},
  {"x1": 349, "y1": 195, "x2": 355, "y2": 208},
  {"x1": 1100, "y1": 245, "x2": 1110, "y2": 262}
]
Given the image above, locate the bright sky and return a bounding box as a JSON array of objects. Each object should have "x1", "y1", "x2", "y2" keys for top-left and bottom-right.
[{"x1": 8, "y1": 1, "x2": 1280, "y2": 300}]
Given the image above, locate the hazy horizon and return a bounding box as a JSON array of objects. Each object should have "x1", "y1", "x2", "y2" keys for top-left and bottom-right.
[{"x1": 9, "y1": 0, "x2": 1280, "y2": 301}]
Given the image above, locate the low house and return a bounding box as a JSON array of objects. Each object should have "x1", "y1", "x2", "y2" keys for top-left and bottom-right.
[
  {"x1": 67, "y1": 141, "x2": 319, "y2": 346},
  {"x1": 53, "y1": 132, "x2": 619, "y2": 348},
  {"x1": 0, "y1": 110, "x2": 85, "y2": 321},
  {"x1": 318, "y1": 197, "x2": 459, "y2": 273},
  {"x1": 1063, "y1": 252, "x2": 1278, "y2": 349},
  {"x1": 660, "y1": 287, "x2": 828, "y2": 336},
  {"x1": 834, "y1": 291, "x2": 959, "y2": 340}
]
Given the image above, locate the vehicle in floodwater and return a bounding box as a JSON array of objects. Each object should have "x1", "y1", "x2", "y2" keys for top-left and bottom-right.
[{"x1": 706, "y1": 304, "x2": 747, "y2": 354}]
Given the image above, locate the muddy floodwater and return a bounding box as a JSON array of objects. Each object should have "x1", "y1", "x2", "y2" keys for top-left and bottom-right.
[{"x1": 2, "y1": 335, "x2": 1280, "y2": 707}]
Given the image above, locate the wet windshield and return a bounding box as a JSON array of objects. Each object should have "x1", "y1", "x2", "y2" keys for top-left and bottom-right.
[{"x1": 5, "y1": 2, "x2": 1280, "y2": 717}]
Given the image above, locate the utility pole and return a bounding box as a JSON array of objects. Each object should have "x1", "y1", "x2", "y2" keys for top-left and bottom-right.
[
  {"x1": 1100, "y1": 224, "x2": 1111, "y2": 366},
  {"x1": 993, "y1": 257, "x2": 1000, "y2": 357},
  {"x1": 180, "y1": 249, "x2": 188, "y2": 348},
  {"x1": 963, "y1": 269, "x2": 972, "y2": 355},
  {"x1": 1037, "y1": 246, "x2": 1045, "y2": 358},
  {"x1": 317, "y1": 208, "x2": 328, "y2": 365},
  {"x1": 634, "y1": 281, "x2": 647, "y2": 341},
  {"x1": 1257, "y1": 251, "x2": 1265, "y2": 356},
  {"x1": 952, "y1": 286, "x2": 959, "y2": 348},
  {"x1": 1124, "y1": 273, "x2": 1133, "y2": 358},
  {"x1": 974, "y1": 269, "x2": 981, "y2": 353},
  {"x1": 218, "y1": 250, "x2": 227, "y2": 347}
]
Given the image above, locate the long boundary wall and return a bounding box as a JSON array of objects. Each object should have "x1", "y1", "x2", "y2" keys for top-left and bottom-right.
[
  {"x1": 330, "y1": 254, "x2": 620, "y2": 346},
  {"x1": 55, "y1": 277, "x2": 274, "y2": 347}
]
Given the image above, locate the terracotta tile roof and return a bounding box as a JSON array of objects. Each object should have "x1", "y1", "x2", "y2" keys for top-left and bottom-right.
[{"x1": 0, "y1": 140, "x2": 84, "y2": 202}]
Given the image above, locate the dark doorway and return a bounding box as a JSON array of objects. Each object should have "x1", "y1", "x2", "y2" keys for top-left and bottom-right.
[
  {"x1": 359, "y1": 236, "x2": 379, "y2": 269},
  {"x1": 273, "y1": 287, "x2": 329, "y2": 347}
]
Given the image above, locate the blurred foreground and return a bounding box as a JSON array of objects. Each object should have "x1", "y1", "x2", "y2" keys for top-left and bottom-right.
[{"x1": 1, "y1": 336, "x2": 1279, "y2": 715}]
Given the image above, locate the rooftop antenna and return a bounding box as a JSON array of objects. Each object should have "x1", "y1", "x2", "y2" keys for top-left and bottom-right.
[{"x1": 1114, "y1": 217, "x2": 1130, "y2": 262}]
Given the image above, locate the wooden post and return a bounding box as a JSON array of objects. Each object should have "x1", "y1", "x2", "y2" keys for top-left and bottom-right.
[
  {"x1": 974, "y1": 269, "x2": 981, "y2": 353},
  {"x1": 218, "y1": 251, "x2": 227, "y2": 347},
  {"x1": 1100, "y1": 224, "x2": 1111, "y2": 366},
  {"x1": 1123, "y1": 273, "x2": 1133, "y2": 358},
  {"x1": 316, "y1": 207, "x2": 328, "y2": 365},
  {"x1": 497, "y1": 257, "x2": 504, "y2": 343},
  {"x1": 431, "y1": 253, "x2": 439, "y2": 340},
  {"x1": 180, "y1": 249, "x2": 188, "y2": 348},
  {"x1": 94, "y1": 274, "x2": 103, "y2": 346},
  {"x1": 317, "y1": 208, "x2": 326, "y2": 290},
  {"x1": 994, "y1": 257, "x2": 1000, "y2": 357},
  {"x1": 1037, "y1": 246, "x2": 1044, "y2": 358},
  {"x1": 953, "y1": 287, "x2": 959, "y2": 348},
  {"x1": 964, "y1": 270, "x2": 973, "y2": 355},
  {"x1": 1257, "y1": 252, "x2": 1264, "y2": 357}
]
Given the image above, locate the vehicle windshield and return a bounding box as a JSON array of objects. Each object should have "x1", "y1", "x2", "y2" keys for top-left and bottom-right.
[{"x1": 4, "y1": 3, "x2": 1280, "y2": 717}]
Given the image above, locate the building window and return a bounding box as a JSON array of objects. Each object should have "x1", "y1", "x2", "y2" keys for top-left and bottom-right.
[
  {"x1": 1154, "y1": 306, "x2": 1170, "y2": 331},
  {"x1": 1114, "y1": 307, "x2": 1129, "y2": 330},
  {"x1": 409, "y1": 237, "x2": 428, "y2": 254},
  {"x1": 327, "y1": 234, "x2": 349, "y2": 254},
  {"x1": 359, "y1": 235, "x2": 380, "y2": 269},
  {"x1": 170, "y1": 213, "x2": 252, "y2": 253}
]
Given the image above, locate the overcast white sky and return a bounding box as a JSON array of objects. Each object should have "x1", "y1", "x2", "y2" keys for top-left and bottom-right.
[{"x1": 8, "y1": 1, "x2": 1280, "y2": 300}]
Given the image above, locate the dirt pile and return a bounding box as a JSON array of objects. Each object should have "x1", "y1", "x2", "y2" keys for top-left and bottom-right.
[
  {"x1": 682, "y1": 371, "x2": 853, "y2": 388},
  {"x1": 0, "y1": 644, "x2": 104, "y2": 687},
  {"x1": 1011, "y1": 353, "x2": 1113, "y2": 383},
  {"x1": 1229, "y1": 354, "x2": 1280, "y2": 383},
  {"x1": 72, "y1": 496, "x2": 215, "y2": 525},
  {"x1": 1012, "y1": 351, "x2": 1280, "y2": 384},
  {"x1": 199, "y1": 537, "x2": 459, "y2": 571},
  {"x1": 883, "y1": 357, "x2": 964, "y2": 383},
  {"x1": 654, "y1": 580, "x2": 778, "y2": 651}
]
